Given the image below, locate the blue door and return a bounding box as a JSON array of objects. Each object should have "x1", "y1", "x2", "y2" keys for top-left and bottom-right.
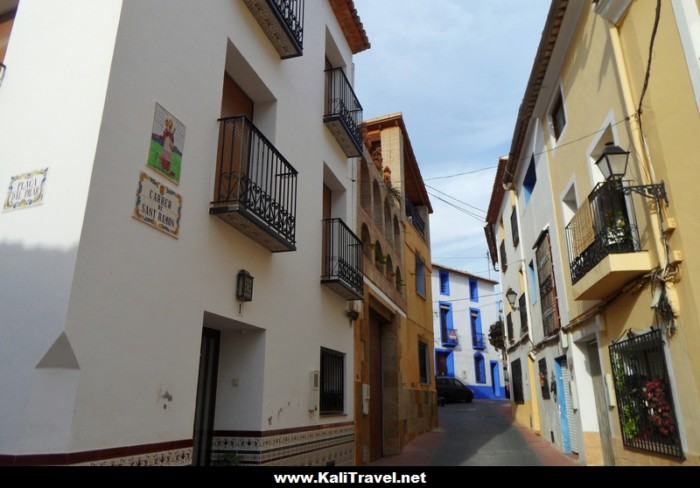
[
  {"x1": 554, "y1": 357, "x2": 571, "y2": 453},
  {"x1": 491, "y1": 361, "x2": 500, "y2": 398}
]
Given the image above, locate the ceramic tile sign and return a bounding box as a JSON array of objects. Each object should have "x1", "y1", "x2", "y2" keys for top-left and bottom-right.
[
  {"x1": 147, "y1": 103, "x2": 186, "y2": 184},
  {"x1": 3, "y1": 168, "x2": 48, "y2": 211},
  {"x1": 133, "y1": 171, "x2": 182, "y2": 238}
]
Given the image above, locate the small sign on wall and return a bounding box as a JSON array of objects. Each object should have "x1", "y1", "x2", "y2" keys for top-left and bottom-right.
[
  {"x1": 3, "y1": 168, "x2": 48, "y2": 211},
  {"x1": 133, "y1": 171, "x2": 182, "y2": 238}
]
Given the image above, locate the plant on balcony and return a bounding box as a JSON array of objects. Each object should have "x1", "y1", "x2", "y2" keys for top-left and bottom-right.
[
  {"x1": 603, "y1": 210, "x2": 630, "y2": 246},
  {"x1": 385, "y1": 181, "x2": 401, "y2": 203},
  {"x1": 375, "y1": 253, "x2": 388, "y2": 265}
]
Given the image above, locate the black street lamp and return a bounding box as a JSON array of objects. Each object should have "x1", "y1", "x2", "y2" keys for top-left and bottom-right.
[{"x1": 595, "y1": 142, "x2": 669, "y2": 204}]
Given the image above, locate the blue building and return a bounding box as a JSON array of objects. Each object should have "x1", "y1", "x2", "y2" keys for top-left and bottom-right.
[{"x1": 431, "y1": 264, "x2": 505, "y2": 399}]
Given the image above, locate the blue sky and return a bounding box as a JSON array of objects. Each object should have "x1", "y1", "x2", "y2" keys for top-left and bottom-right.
[{"x1": 353, "y1": 0, "x2": 551, "y2": 278}]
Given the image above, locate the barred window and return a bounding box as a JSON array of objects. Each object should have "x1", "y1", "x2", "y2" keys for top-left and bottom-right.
[
  {"x1": 320, "y1": 348, "x2": 344, "y2": 414},
  {"x1": 474, "y1": 353, "x2": 486, "y2": 384},
  {"x1": 610, "y1": 329, "x2": 683, "y2": 458},
  {"x1": 536, "y1": 231, "x2": 561, "y2": 337}
]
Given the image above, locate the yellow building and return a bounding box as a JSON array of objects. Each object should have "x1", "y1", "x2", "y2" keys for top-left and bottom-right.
[
  {"x1": 487, "y1": 0, "x2": 700, "y2": 466},
  {"x1": 354, "y1": 113, "x2": 437, "y2": 465}
]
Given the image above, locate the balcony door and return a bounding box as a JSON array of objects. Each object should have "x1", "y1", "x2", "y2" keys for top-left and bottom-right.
[{"x1": 215, "y1": 74, "x2": 254, "y2": 202}]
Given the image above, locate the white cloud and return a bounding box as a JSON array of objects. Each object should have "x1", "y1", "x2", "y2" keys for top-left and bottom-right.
[{"x1": 354, "y1": 0, "x2": 551, "y2": 275}]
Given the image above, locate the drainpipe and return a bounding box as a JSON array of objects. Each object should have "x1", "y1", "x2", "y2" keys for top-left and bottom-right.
[{"x1": 607, "y1": 23, "x2": 678, "y2": 316}]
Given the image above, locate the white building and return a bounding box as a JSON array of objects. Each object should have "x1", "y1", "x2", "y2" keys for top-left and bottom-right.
[
  {"x1": 431, "y1": 264, "x2": 504, "y2": 399},
  {"x1": 0, "y1": 0, "x2": 369, "y2": 466}
]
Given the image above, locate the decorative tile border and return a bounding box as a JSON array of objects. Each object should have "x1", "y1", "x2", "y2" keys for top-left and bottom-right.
[
  {"x1": 0, "y1": 440, "x2": 192, "y2": 466},
  {"x1": 213, "y1": 423, "x2": 354, "y2": 466},
  {"x1": 80, "y1": 447, "x2": 192, "y2": 466}
]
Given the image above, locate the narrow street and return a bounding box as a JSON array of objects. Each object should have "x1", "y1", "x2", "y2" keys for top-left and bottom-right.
[{"x1": 372, "y1": 400, "x2": 579, "y2": 467}]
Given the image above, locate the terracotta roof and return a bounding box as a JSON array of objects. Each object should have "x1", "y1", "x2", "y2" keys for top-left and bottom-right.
[
  {"x1": 363, "y1": 113, "x2": 433, "y2": 214},
  {"x1": 503, "y1": 0, "x2": 568, "y2": 186},
  {"x1": 329, "y1": 0, "x2": 371, "y2": 54}
]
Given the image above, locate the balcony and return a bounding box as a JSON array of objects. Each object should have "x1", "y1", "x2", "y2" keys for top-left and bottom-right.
[
  {"x1": 243, "y1": 0, "x2": 304, "y2": 59},
  {"x1": 321, "y1": 218, "x2": 364, "y2": 300},
  {"x1": 324, "y1": 68, "x2": 363, "y2": 158},
  {"x1": 565, "y1": 181, "x2": 652, "y2": 300},
  {"x1": 472, "y1": 332, "x2": 486, "y2": 350},
  {"x1": 405, "y1": 199, "x2": 426, "y2": 241},
  {"x1": 442, "y1": 328, "x2": 458, "y2": 348},
  {"x1": 210, "y1": 116, "x2": 297, "y2": 252}
]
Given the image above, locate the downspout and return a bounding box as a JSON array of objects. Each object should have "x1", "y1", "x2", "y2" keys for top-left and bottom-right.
[{"x1": 607, "y1": 22, "x2": 678, "y2": 318}]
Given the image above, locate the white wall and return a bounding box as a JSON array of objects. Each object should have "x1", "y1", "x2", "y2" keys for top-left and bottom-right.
[
  {"x1": 0, "y1": 0, "x2": 123, "y2": 453},
  {"x1": 0, "y1": 0, "x2": 358, "y2": 454}
]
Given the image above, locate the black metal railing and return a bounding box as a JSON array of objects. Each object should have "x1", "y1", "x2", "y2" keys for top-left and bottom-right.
[
  {"x1": 519, "y1": 294, "x2": 528, "y2": 334},
  {"x1": 272, "y1": 0, "x2": 304, "y2": 49},
  {"x1": 610, "y1": 329, "x2": 683, "y2": 459},
  {"x1": 321, "y1": 218, "x2": 364, "y2": 299},
  {"x1": 405, "y1": 199, "x2": 426, "y2": 240},
  {"x1": 566, "y1": 181, "x2": 641, "y2": 284},
  {"x1": 472, "y1": 332, "x2": 486, "y2": 350},
  {"x1": 324, "y1": 67, "x2": 363, "y2": 157},
  {"x1": 211, "y1": 116, "x2": 297, "y2": 248},
  {"x1": 243, "y1": 0, "x2": 304, "y2": 58}
]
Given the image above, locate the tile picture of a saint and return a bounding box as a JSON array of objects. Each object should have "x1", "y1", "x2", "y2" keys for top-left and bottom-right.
[{"x1": 147, "y1": 103, "x2": 186, "y2": 184}]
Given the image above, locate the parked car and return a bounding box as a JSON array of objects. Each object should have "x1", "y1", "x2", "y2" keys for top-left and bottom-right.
[{"x1": 436, "y1": 376, "x2": 474, "y2": 405}]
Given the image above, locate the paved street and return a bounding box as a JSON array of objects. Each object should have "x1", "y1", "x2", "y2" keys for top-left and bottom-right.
[{"x1": 371, "y1": 399, "x2": 579, "y2": 467}]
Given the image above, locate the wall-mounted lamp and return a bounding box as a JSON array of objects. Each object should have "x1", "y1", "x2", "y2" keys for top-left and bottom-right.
[
  {"x1": 595, "y1": 142, "x2": 668, "y2": 205},
  {"x1": 506, "y1": 288, "x2": 519, "y2": 311},
  {"x1": 236, "y1": 269, "x2": 254, "y2": 302}
]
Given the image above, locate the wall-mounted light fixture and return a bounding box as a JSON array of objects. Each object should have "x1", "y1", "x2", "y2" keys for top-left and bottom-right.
[
  {"x1": 236, "y1": 269, "x2": 254, "y2": 302},
  {"x1": 506, "y1": 288, "x2": 519, "y2": 311},
  {"x1": 595, "y1": 142, "x2": 668, "y2": 204}
]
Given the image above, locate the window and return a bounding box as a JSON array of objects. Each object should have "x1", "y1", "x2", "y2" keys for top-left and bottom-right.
[
  {"x1": 538, "y1": 358, "x2": 550, "y2": 399},
  {"x1": 511, "y1": 359, "x2": 524, "y2": 404},
  {"x1": 523, "y1": 155, "x2": 537, "y2": 203},
  {"x1": 419, "y1": 341, "x2": 429, "y2": 384},
  {"x1": 439, "y1": 270, "x2": 450, "y2": 296},
  {"x1": 439, "y1": 302, "x2": 456, "y2": 346},
  {"x1": 469, "y1": 278, "x2": 478, "y2": 302},
  {"x1": 320, "y1": 348, "x2": 344, "y2": 414},
  {"x1": 510, "y1": 208, "x2": 519, "y2": 248},
  {"x1": 550, "y1": 90, "x2": 566, "y2": 140},
  {"x1": 519, "y1": 294, "x2": 528, "y2": 334},
  {"x1": 415, "y1": 255, "x2": 426, "y2": 297},
  {"x1": 535, "y1": 231, "x2": 561, "y2": 337},
  {"x1": 610, "y1": 329, "x2": 683, "y2": 458},
  {"x1": 474, "y1": 353, "x2": 486, "y2": 384},
  {"x1": 470, "y1": 309, "x2": 484, "y2": 350},
  {"x1": 499, "y1": 240, "x2": 508, "y2": 272}
]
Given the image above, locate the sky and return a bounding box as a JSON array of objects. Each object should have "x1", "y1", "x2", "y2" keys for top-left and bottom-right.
[{"x1": 353, "y1": 0, "x2": 552, "y2": 280}]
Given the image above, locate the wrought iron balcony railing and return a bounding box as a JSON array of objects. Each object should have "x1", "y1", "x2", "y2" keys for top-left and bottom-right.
[
  {"x1": 243, "y1": 0, "x2": 304, "y2": 59},
  {"x1": 321, "y1": 218, "x2": 364, "y2": 300},
  {"x1": 565, "y1": 180, "x2": 641, "y2": 284},
  {"x1": 472, "y1": 332, "x2": 486, "y2": 350},
  {"x1": 210, "y1": 116, "x2": 297, "y2": 252},
  {"x1": 324, "y1": 67, "x2": 363, "y2": 157},
  {"x1": 405, "y1": 199, "x2": 426, "y2": 241}
]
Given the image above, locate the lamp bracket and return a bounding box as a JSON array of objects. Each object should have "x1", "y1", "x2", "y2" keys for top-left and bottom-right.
[{"x1": 620, "y1": 181, "x2": 668, "y2": 206}]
